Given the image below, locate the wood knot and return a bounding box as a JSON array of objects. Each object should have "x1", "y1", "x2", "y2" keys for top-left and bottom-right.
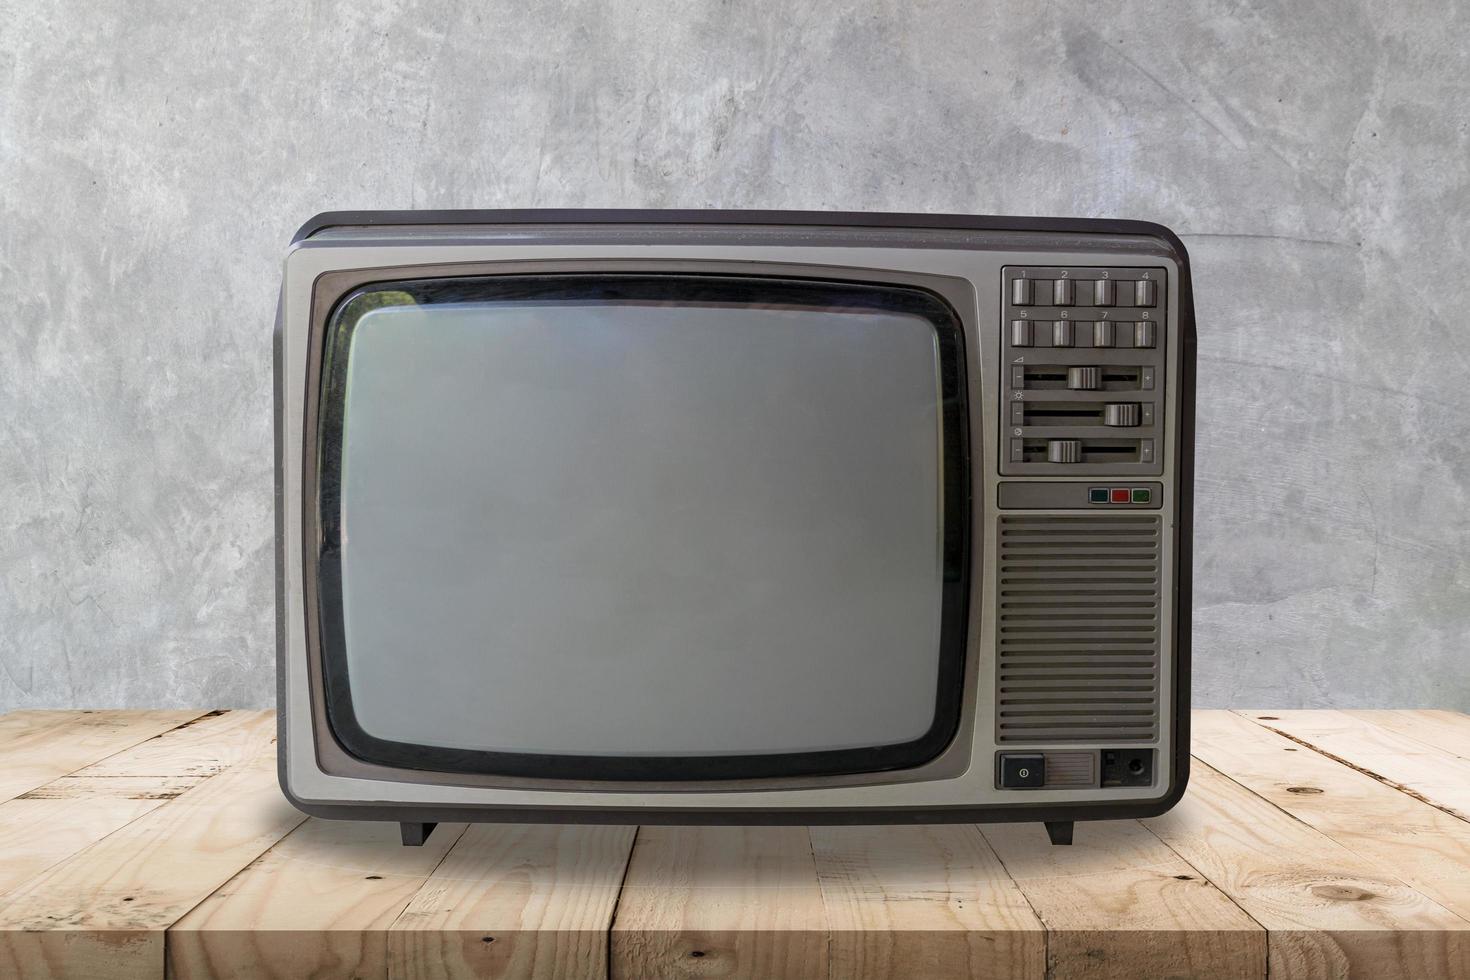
[
  {"x1": 689, "y1": 950, "x2": 706, "y2": 958},
  {"x1": 1312, "y1": 884, "x2": 1375, "y2": 902},
  {"x1": 1287, "y1": 786, "x2": 1324, "y2": 794}
]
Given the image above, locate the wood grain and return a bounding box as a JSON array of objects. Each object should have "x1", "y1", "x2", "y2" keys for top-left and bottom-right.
[
  {"x1": 1344, "y1": 709, "x2": 1470, "y2": 762},
  {"x1": 0, "y1": 709, "x2": 204, "y2": 803},
  {"x1": 1195, "y1": 710, "x2": 1470, "y2": 923},
  {"x1": 1146, "y1": 759, "x2": 1470, "y2": 978},
  {"x1": 168, "y1": 818, "x2": 466, "y2": 980},
  {"x1": 811, "y1": 824, "x2": 1045, "y2": 979},
  {"x1": 983, "y1": 816, "x2": 1265, "y2": 979},
  {"x1": 389, "y1": 823, "x2": 636, "y2": 980},
  {"x1": 612, "y1": 826, "x2": 827, "y2": 979},
  {"x1": 0, "y1": 710, "x2": 79, "y2": 744},
  {"x1": 1241, "y1": 709, "x2": 1470, "y2": 820},
  {"x1": 0, "y1": 709, "x2": 1467, "y2": 980},
  {"x1": 0, "y1": 726, "x2": 305, "y2": 980},
  {"x1": 0, "y1": 710, "x2": 275, "y2": 895}
]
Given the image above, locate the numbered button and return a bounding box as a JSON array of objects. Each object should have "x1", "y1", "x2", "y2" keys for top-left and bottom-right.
[
  {"x1": 1010, "y1": 320, "x2": 1034, "y2": 347},
  {"x1": 1011, "y1": 278, "x2": 1035, "y2": 305},
  {"x1": 1093, "y1": 279, "x2": 1116, "y2": 306},
  {"x1": 1093, "y1": 321, "x2": 1116, "y2": 347},
  {"x1": 1134, "y1": 321, "x2": 1156, "y2": 348},
  {"x1": 1134, "y1": 280, "x2": 1157, "y2": 307},
  {"x1": 1052, "y1": 278, "x2": 1075, "y2": 306},
  {"x1": 1052, "y1": 320, "x2": 1075, "y2": 347}
]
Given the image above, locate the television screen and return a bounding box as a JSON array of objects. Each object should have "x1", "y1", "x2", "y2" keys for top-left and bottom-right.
[{"x1": 314, "y1": 275, "x2": 968, "y2": 778}]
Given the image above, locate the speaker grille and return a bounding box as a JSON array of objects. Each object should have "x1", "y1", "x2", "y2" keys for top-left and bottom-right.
[{"x1": 996, "y1": 514, "x2": 1162, "y2": 743}]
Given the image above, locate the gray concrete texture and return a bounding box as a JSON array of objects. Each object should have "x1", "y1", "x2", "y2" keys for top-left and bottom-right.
[{"x1": 1, "y1": 0, "x2": 1467, "y2": 711}]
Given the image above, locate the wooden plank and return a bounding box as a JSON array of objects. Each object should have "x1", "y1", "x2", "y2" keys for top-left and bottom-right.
[
  {"x1": 168, "y1": 818, "x2": 466, "y2": 980},
  {"x1": 0, "y1": 710, "x2": 275, "y2": 895},
  {"x1": 1343, "y1": 710, "x2": 1470, "y2": 762},
  {"x1": 0, "y1": 709, "x2": 205, "y2": 803},
  {"x1": 810, "y1": 824, "x2": 1044, "y2": 979},
  {"x1": 66, "y1": 709, "x2": 274, "y2": 779},
  {"x1": 390, "y1": 823, "x2": 636, "y2": 980},
  {"x1": 1195, "y1": 710, "x2": 1470, "y2": 923},
  {"x1": 1145, "y1": 759, "x2": 1470, "y2": 978},
  {"x1": 611, "y1": 826, "x2": 826, "y2": 979},
  {"x1": 0, "y1": 726, "x2": 306, "y2": 980},
  {"x1": 982, "y1": 817, "x2": 1264, "y2": 979},
  {"x1": 0, "y1": 710, "x2": 80, "y2": 744},
  {"x1": 1241, "y1": 709, "x2": 1470, "y2": 821}
]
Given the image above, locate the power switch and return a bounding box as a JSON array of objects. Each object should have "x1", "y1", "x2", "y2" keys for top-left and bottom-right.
[{"x1": 999, "y1": 754, "x2": 1046, "y2": 789}]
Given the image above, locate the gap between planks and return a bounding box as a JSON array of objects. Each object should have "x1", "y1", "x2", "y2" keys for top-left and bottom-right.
[
  {"x1": 4, "y1": 711, "x2": 1470, "y2": 980},
  {"x1": 1236, "y1": 709, "x2": 1470, "y2": 823}
]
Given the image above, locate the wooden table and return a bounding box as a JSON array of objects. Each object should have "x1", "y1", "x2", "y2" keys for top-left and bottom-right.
[{"x1": 1, "y1": 710, "x2": 1468, "y2": 978}]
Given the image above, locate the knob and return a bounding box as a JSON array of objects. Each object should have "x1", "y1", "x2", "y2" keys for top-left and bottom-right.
[
  {"x1": 1066, "y1": 366, "x2": 1101, "y2": 390},
  {"x1": 1011, "y1": 278, "x2": 1035, "y2": 305},
  {"x1": 1047, "y1": 439, "x2": 1083, "y2": 463},
  {"x1": 1093, "y1": 279, "x2": 1116, "y2": 306},
  {"x1": 1052, "y1": 278, "x2": 1075, "y2": 306},
  {"x1": 1104, "y1": 403, "x2": 1142, "y2": 427}
]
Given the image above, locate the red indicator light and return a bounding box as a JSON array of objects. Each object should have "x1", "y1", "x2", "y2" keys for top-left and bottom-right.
[{"x1": 1110, "y1": 488, "x2": 1131, "y2": 504}]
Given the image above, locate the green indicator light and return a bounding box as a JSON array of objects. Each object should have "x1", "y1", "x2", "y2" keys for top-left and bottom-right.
[{"x1": 1132, "y1": 488, "x2": 1151, "y2": 503}]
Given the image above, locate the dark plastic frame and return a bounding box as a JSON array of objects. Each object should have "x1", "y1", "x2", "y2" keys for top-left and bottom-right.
[
  {"x1": 313, "y1": 273, "x2": 972, "y2": 781},
  {"x1": 275, "y1": 209, "x2": 1195, "y2": 828}
]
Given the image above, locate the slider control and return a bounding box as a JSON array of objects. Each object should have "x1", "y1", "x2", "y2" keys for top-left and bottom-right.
[
  {"x1": 1103, "y1": 403, "x2": 1142, "y2": 427},
  {"x1": 1066, "y1": 366, "x2": 1101, "y2": 390},
  {"x1": 1047, "y1": 439, "x2": 1083, "y2": 463}
]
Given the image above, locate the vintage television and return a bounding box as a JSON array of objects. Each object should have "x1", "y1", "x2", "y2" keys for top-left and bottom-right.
[{"x1": 275, "y1": 210, "x2": 1195, "y2": 846}]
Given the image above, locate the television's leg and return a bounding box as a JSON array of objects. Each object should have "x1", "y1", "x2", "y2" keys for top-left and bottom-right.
[
  {"x1": 1044, "y1": 820, "x2": 1074, "y2": 846},
  {"x1": 400, "y1": 821, "x2": 438, "y2": 847}
]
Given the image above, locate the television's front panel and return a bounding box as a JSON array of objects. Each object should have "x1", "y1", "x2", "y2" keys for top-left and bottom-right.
[{"x1": 276, "y1": 213, "x2": 1192, "y2": 824}]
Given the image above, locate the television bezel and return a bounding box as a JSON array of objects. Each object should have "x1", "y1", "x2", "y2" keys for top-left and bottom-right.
[{"x1": 311, "y1": 272, "x2": 973, "y2": 781}]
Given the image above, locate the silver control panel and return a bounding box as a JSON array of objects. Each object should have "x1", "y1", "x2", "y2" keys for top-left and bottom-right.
[{"x1": 1001, "y1": 266, "x2": 1167, "y2": 476}]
